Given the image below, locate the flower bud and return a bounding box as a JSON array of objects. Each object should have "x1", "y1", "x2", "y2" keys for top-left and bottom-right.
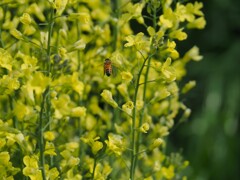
[
  {"x1": 150, "y1": 138, "x2": 164, "y2": 149},
  {"x1": 91, "y1": 141, "x2": 103, "y2": 154},
  {"x1": 101, "y1": 90, "x2": 118, "y2": 108},
  {"x1": 182, "y1": 81, "x2": 196, "y2": 94},
  {"x1": 73, "y1": 39, "x2": 86, "y2": 51},
  {"x1": 20, "y1": 13, "x2": 32, "y2": 25},
  {"x1": 122, "y1": 101, "x2": 134, "y2": 115},
  {"x1": 71, "y1": 107, "x2": 86, "y2": 117},
  {"x1": 10, "y1": 29, "x2": 23, "y2": 40},
  {"x1": 120, "y1": 71, "x2": 133, "y2": 83},
  {"x1": 44, "y1": 131, "x2": 56, "y2": 141},
  {"x1": 140, "y1": 122, "x2": 150, "y2": 133}
]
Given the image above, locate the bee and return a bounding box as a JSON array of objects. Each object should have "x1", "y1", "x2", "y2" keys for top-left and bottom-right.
[{"x1": 104, "y1": 58, "x2": 112, "y2": 76}]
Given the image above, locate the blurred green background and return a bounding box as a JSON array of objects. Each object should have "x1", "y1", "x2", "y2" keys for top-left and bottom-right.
[{"x1": 169, "y1": 0, "x2": 240, "y2": 179}]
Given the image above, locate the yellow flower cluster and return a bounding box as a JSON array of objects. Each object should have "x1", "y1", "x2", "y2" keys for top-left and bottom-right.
[{"x1": 0, "y1": 0, "x2": 205, "y2": 179}]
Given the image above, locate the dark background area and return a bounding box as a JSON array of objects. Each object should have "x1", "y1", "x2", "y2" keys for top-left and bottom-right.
[{"x1": 170, "y1": 0, "x2": 240, "y2": 179}]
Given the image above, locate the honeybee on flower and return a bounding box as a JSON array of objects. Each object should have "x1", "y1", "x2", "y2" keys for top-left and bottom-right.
[{"x1": 104, "y1": 58, "x2": 112, "y2": 76}]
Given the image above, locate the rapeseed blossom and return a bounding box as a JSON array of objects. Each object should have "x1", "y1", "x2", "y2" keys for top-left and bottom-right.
[
  {"x1": 0, "y1": 0, "x2": 205, "y2": 179},
  {"x1": 101, "y1": 90, "x2": 118, "y2": 108}
]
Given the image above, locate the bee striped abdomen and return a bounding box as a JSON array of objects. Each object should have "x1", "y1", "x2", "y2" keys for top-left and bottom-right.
[{"x1": 104, "y1": 58, "x2": 112, "y2": 76}]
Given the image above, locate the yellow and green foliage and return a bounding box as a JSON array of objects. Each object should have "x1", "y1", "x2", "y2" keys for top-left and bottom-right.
[{"x1": 0, "y1": 0, "x2": 205, "y2": 179}]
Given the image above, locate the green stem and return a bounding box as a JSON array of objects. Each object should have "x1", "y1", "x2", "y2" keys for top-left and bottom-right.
[
  {"x1": 39, "y1": 8, "x2": 54, "y2": 178},
  {"x1": 130, "y1": 51, "x2": 149, "y2": 179},
  {"x1": 153, "y1": 4, "x2": 157, "y2": 30},
  {"x1": 135, "y1": 5, "x2": 158, "y2": 173},
  {"x1": 92, "y1": 157, "x2": 97, "y2": 180},
  {"x1": 76, "y1": 20, "x2": 81, "y2": 72},
  {"x1": 47, "y1": 8, "x2": 55, "y2": 167},
  {"x1": 47, "y1": 8, "x2": 54, "y2": 76},
  {"x1": 136, "y1": 56, "x2": 151, "y2": 158},
  {"x1": 39, "y1": 90, "x2": 47, "y2": 180}
]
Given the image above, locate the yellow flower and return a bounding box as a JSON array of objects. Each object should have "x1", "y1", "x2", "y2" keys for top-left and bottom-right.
[
  {"x1": 60, "y1": 150, "x2": 72, "y2": 159},
  {"x1": 23, "y1": 155, "x2": 42, "y2": 179},
  {"x1": 26, "y1": 3, "x2": 46, "y2": 22},
  {"x1": 124, "y1": 32, "x2": 149, "y2": 50},
  {"x1": 101, "y1": 90, "x2": 118, "y2": 108},
  {"x1": 150, "y1": 138, "x2": 164, "y2": 149},
  {"x1": 186, "y1": 2, "x2": 204, "y2": 17},
  {"x1": 136, "y1": 100, "x2": 144, "y2": 110},
  {"x1": 71, "y1": 106, "x2": 86, "y2": 117},
  {"x1": 140, "y1": 122, "x2": 150, "y2": 133},
  {"x1": 27, "y1": 71, "x2": 50, "y2": 96},
  {"x1": 161, "y1": 58, "x2": 176, "y2": 82},
  {"x1": 169, "y1": 28, "x2": 187, "y2": 41},
  {"x1": 183, "y1": 46, "x2": 203, "y2": 62},
  {"x1": 187, "y1": 17, "x2": 206, "y2": 29},
  {"x1": 44, "y1": 141, "x2": 57, "y2": 156},
  {"x1": 0, "y1": 152, "x2": 10, "y2": 166},
  {"x1": 159, "y1": 8, "x2": 176, "y2": 29},
  {"x1": 0, "y1": 48, "x2": 13, "y2": 71},
  {"x1": 20, "y1": 13, "x2": 32, "y2": 25},
  {"x1": 120, "y1": 71, "x2": 133, "y2": 83},
  {"x1": 10, "y1": 29, "x2": 23, "y2": 40},
  {"x1": 73, "y1": 39, "x2": 86, "y2": 51},
  {"x1": 181, "y1": 108, "x2": 191, "y2": 121},
  {"x1": 58, "y1": 47, "x2": 67, "y2": 58},
  {"x1": 46, "y1": 166, "x2": 59, "y2": 180},
  {"x1": 23, "y1": 25, "x2": 36, "y2": 36},
  {"x1": 124, "y1": 35, "x2": 136, "y2": 47},
  {"x1": 175, "y1": 3, "x2": 191, "y2": 22},
  {"x1": 159, "y1": 126, "x2": 169, "y2": 137},
  {"x1": 162, "y1": 165, "x2": 175, "y2": 179},
  {"x1": 13, "y1": 101, "x2": 31, "y2": 121},
  {"x1": 70, "y1": 72, "x2": 85, "y2": 96},
  {"x1": 0, "y1": 151, "x2": 20, "y2": 176},
  {"x1": 51, "y1": 94, "x2": 72, "y2": 119},
  {"x1": 147, "y1": 26, "x2": 155, "y2": 37},
  {"x1": 117, "y1": 83, "x2": 129, "y2": 99},
  {"x1": 66, "y1": 142, "x2": 79, "y2": 151},
  {"x1": 105, "y1": 133, "x2": 125, "y2": 156},
  {"x1": 44, "y1": 131, "x2": 56, "y2": 141},
  {"x1": 182, "y1": 80, "x2": 196, "y2": 94},
  {"x1": 68, "y1": 156, "x2": 80, "y2": 167},
  {"x1": 0, "y1": 7, "x2": 3, "y2": 21},
  {"x1": 68, "y1": 12, "x2": 91, "y2": 23},
  {"x1": 125, "y1": 2, "x2": 145, "y2": 24},
  {"x1": 150, "y1": 86, "x2": 170, "y2": 103},
  {"x1": 53, "y1": 0, "x2": 68, "y2": 15},
  {"x1": 122, "y1": 101, "x2": 134, "y2": 115},
  {"x1": 91, "y1": 141, "x2": 103, "y2": 154}
]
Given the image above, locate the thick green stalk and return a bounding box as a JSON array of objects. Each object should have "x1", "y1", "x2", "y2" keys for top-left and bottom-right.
[
  {"x1": 135, "y1": 57, "x2": 151, "y2": 157},
  {"x1": 76, "y1": 21, "x2": 81, "y2": 72},
  {"x1": 130, "y1": 54, "x2": 149, "y2": 179},
  {"x1": 135, "y1": 4, "x2": 158, "y2": 168},
  {"x1": 76, "y1": 19, "x2": 85, "y2": 170},
  {"x1": 39, "y1": 90, "x2": 47, "y2": 180},
  {"x1": 39, "y1": 8, "x2": 54, "y2": 179},
  {"x1": 92, "y1": 157, "x2": 97, "y2": 180},
  {"x1": 47, "y1": 7, "x2": 55, "y2": 168},
  {"x1": 46, "y1": 8, "x2": 54, "y2": 76}
]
